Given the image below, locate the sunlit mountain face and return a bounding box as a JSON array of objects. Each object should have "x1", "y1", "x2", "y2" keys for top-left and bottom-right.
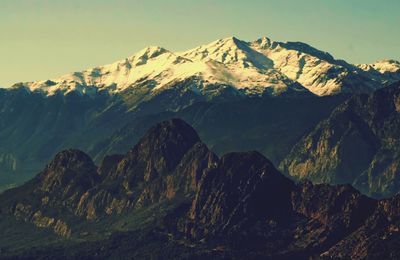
[
  {"x1": 14, "y1": 37, "x2": 400, "y2": 97},
  {"x1": 0, "y1": 33, "x2": 400, "y2": 259}
]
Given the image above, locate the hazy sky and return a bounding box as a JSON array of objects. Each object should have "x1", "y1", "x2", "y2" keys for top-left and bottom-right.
[{"x1": 1, "y1": 0, "x2": 399, "y2": 87}]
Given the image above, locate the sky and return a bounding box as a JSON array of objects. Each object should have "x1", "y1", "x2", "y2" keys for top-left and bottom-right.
[{"x1": 1, "y1": 0, "x2": 399, "y2": 87}]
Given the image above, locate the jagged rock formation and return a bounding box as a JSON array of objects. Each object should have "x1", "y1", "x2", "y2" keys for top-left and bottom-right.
[
  {"x1": 1, "y1": 119, "x2": 400, "y2": 259},
  {"x1": 281, "y1": 82, "x2": 400, "y2": 198},
  {"x1": 185, "y1": 151, "x2": 294, "y2": 238},
  {"x1": 292, "y1": 181, "x2": 376, "y2": 234},
  {"x1": 0, "y1": 119, "x2": 218, "y2": 226},
  {"x1": 74, "y1": 119, "x2": 217, "y2": 219},
  {"x1": 38, "y1": 150, "x2": 99, "y2": 200},
  {"x1": 318, "y1": 194, "x2": 400, "y2": 259}
]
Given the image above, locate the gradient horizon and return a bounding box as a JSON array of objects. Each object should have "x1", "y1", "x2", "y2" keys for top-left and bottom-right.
[{"x1": 1, "y1": 0, "x2": 399, "y2": 87}]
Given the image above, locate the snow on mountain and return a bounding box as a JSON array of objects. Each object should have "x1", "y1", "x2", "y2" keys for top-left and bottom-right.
[
  {"x1": 358, "y1": 59, "x2": 400, "y2": 73},
  {"x1": 250, "y1": 37, "x2": 381, "y2": 96},
  {"x1": 357, "y1": 59, "x2": 400, "y2": 82},
  {"x1": 178, "y1": 37, "x2": 301, "y2": 94},
  {"x1": 13, "y1": 36, "x2": 400, "y2": 97},
  {"x1": 21, "y1": 46, "x2": 202, "y2": 96}
]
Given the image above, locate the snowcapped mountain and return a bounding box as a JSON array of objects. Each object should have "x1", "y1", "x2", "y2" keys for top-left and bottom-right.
[
  {"x1": 357, "y1": 59, "x2": 400, "y2": 74},
  {"x1": 357, "y1": 59, "x2": 400, "y2": 83},
  {"x1": 12, "y1": 36, "x2": 400, "y2": 97}
]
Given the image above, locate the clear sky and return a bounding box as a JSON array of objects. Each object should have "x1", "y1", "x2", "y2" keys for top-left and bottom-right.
[{"x1": 1, "y1": 0, "x2": 399, "y2": 87}]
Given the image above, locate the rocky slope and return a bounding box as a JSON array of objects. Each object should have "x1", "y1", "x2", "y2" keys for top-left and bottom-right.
[
  {"x1": 1, "y1": 119, "x2": 400, "y2": 259},
  {"x1": 183, "y1": 151, "x2": 295, "y2": 239},
  {"x1": 281, "y1": 82, "x2": 400, "y2": 198}
]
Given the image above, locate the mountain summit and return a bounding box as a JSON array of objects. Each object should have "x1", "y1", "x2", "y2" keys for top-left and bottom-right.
[{"x1": 13, "y1": 36, "x2": 400, "y2": 97}]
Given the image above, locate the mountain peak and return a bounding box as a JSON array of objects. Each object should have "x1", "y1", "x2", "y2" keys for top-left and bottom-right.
[
  {"x1": 357, "y1": 59, "x2": 400, "y2": 75},
  {"x1": 253, "y1": 36, "x2": 276, "y2": 49},
  {"x1": 136, "y1": 118, "x2": 200, "y2": 150},
  {"x1": 211, "y1": 35, "x2": 248, "y2": 47},
  {"x1": 181, "y1": 36, "x2": 275, "y2": 70},
  {"x1": 217, "y1": 36, "x2": 242, "y2": 45},
  {"x1": 181, "y1": 36, "x2": 251, "y2": 62},
  {"x1": 126, "y1": 119, "x2": 201, "y2": 173},
  {"x1": 132, "y1": 46, "x2": 170, "y2": 60},
  {"x1": 46, "y1": 149, "x2": 96, "y2": 171},
  {"x1": 39, "y1": 149, "x2": 99, "y2": 195}
]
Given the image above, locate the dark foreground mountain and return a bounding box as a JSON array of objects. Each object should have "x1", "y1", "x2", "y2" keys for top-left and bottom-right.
[
  {"x1": 0, "y1": 119, "x2": 399, "y2": 259},
  {"x1": 281, "y1": 82, "x2": 400, "y2": 198}
]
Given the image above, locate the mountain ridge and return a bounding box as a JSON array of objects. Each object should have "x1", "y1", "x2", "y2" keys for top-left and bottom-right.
[
  {"x1": 9, "y1": 36, "x2": 400, "y2": 97},
  {"x1": 1, "y1": 118, "x2": 400, "y2": 259}
]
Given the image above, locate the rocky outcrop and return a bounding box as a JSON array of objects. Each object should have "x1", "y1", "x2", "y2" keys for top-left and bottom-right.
[
  {"x1": 292, "y1": 181, "x2": 376, "y2": 233},
  {"x1": 11, "y1": 202, "x2": 72, "y2": 238},
  {"x1": 36, "y1": 149, "x2": 99, "y2": 201},
  {"x1": 281, "y1": 82, "x2": 400, "y2": 198},
  {"x1": 185, "y1": 151, "x2": 295, "y2": 238},
  {"x1": 32, "y1": 211, "x2": 71, "y2": 238},
  {"x1": 316, "y1": 195, "x2": 400, "y2": 259}
]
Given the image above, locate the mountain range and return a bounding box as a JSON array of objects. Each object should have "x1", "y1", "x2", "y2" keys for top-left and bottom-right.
[
  {"x1": 1, "y1": 119, "x2": 400, "y2": 259},
  {"x1": 1, "y1": 36, "x2": 400, "y2": 196},
  {"x1": 1, "y1": 36, "x2": 400, "y2": 259},
  {"x1": 13, "y1": 36, "x2": 400, "y2": 97}
]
